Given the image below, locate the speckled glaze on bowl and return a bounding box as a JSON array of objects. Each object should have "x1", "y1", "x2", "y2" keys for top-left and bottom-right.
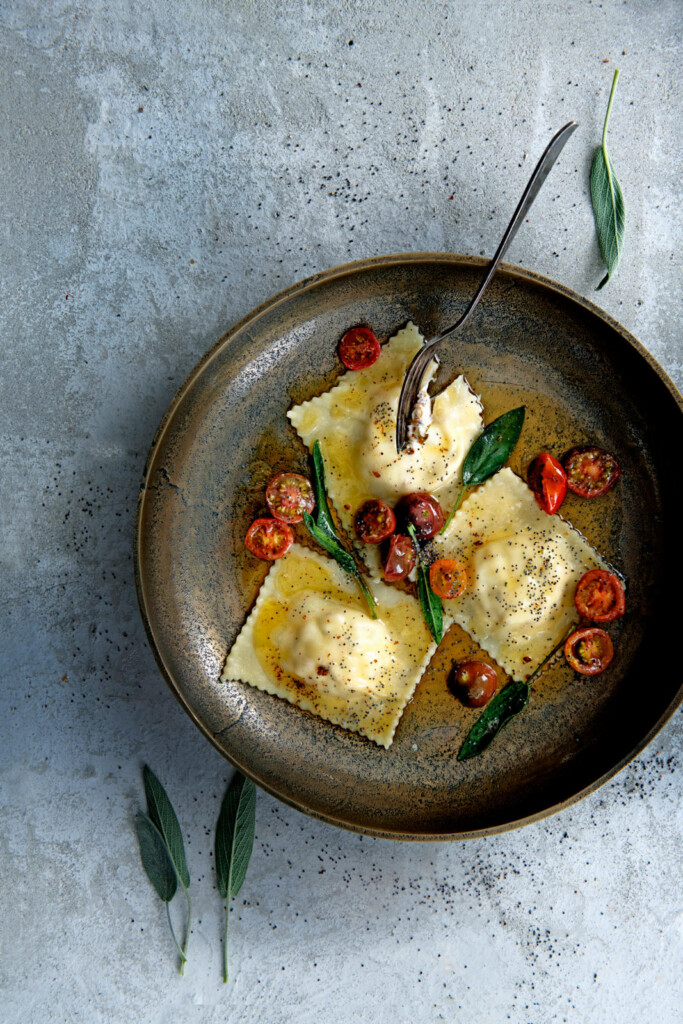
[{"x1": 134, "y1": 254, "x2": 683, "y2": 840}]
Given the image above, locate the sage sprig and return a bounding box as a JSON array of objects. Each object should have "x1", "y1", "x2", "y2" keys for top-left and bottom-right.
[
  {"x1": 304, "y1": 440, "x2": 377, "y2": 617},
  {"x1": 457, "y1": 629, "x2": 572, "y2": 760},
  {"x1": 407, "y1": 523, "x2": 443, "y2": 643},
  {"x1": 441, "y1": 406, "x2": 526, "y2": 533},
  {"x1": 135, "y1": 766, "x2": 192, "y2": 973},
  {"x1": 215, "y1": 773, "x2": 257, "y2": 984},
  {"x1": 591, "y1": 69, "x2": 625, "y2": 290}
]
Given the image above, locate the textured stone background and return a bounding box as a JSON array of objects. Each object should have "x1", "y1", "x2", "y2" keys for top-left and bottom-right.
[{"x1": 1, "y1": 1, "x2": 681, "y2": 1022}]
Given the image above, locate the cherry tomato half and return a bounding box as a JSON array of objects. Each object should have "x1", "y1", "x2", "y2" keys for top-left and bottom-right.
[
  {"x1": 451, "y1": 661, "x2": 498, "y2": 708},
  {"x1": 429, "y1": 558, "x2": 468, "y2": 600},
  {"x1": 563, "y1": 446, "x2": 621, "y2": 498},
  {"x1": 245, "y1": 517, "x2": 293, "y2": 561},
  {"x1": 382, "y1": 534, "x2": 416, "y2": 582},
  {"x1": 338, "y1": 326, "x2": 381, "y2": 371},
  {"x1": 564, "y1": 627, "x2": 614, "y2": 675},
  {"x1": 395, "y1": 491, "x2": 445, "y2": 541},
  {"x1": 265, "y1": 473, "x2": 315, "y2": 524},
  {"x1": 528, "y1": 452, "x2": 567, "y2": 514},
  {"x1": 575, "y1": 569, "x2": 625, "y2": 623},
  {"x1": 354, "y1": 499, "x2": 396, "y2": 544}
]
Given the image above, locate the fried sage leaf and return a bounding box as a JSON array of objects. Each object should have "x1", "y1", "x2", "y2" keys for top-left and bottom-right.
[
  {"x1": 591, "y1": 69, "x2": 625, "y2": 290},
  {"x1": 304, "y1": 441, "x2": 377, "y2": 618},
  {"x1": 456, "y1": 680, "x2": 529, "y2": 760},
  {"x1": 457, "y1": 629, "x2": 573, "y2": 760},
  {"x1": 302, "y1": 512, "x2": 357, "y2": 576},
  {"x1": 461, "y1": 406, "x2": 526, "y2": 488},
  {"x1": 442, "y1": 406, "x2": 526, "y2": 532},
  {"x1": 216, "y1": 773, "x2": 257, "y2": 983},
  {"x1": 407, "y1": 523, "x2": 443, "y2": 644},
  {"x1": 311, "y1": 439, "x2": 338, "y2": 541}
]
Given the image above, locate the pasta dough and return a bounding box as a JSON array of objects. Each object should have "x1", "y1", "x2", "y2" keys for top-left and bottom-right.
[
  {"x1": 287, "y1": 322, "x2": 483, "y2": 577},
  {"x1": 433, "y1": 468, "x2": 610, "y2": 679},
  {"x1": 221, "y1": 544, "x2": 448, "y2": 747}
]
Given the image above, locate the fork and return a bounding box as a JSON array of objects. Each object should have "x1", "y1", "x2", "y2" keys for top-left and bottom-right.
[{"x1": 395, "y1": 121, "x2": 578, "y2": 453}]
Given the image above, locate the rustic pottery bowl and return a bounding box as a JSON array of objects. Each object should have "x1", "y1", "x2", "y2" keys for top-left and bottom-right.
[{"x1": 135, "y1": 254, "x2": 683, "y2": 840}]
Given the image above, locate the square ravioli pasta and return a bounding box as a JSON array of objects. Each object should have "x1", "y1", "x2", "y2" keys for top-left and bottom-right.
[
  {"x1": 287, "y1": 321, "x2": 483, "y2": 578},
  {"x1": 433, "y1": 468, "x2": 610, "y2": 680},
  {"x1": 221, "y1": 544, "x2": 448, "y2": 748}
]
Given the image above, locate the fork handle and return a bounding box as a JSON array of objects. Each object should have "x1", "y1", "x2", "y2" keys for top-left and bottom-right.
[
  {"x1": 428, "y1": 121, "x2": 578, "y2": 350},
  {"x1": 395, "y1": 121, "x2": 578, "y2": 452}
]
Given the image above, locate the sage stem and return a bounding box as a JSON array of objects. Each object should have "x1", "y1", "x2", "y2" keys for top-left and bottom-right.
[
  {"x1": 223, "y1": 897, "x2": 230, "y2": 984},
  {"x1": 602, "y1": 68, "x2": 620, "y2": 152},
  {"x1": 440, "y1": 486, "x2": 468, "y2": 535},
  {"x1": 180, "y1": 889, "x2": 191, "y2": 976},
  {"x1": 356, "y1": 575, "x2": 378, "y2": 618},
  {"x1": 165, "y1": 901, "x2": 187, "y2": 973}
]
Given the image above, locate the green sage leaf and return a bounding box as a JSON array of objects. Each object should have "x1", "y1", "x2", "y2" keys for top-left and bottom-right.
[
  {"x1": 304, "y1": 446, "x2": 378, "y2": 618},
  {"x1": 303, "y1": 512, "x2": 357, "y2": 576},
  {"x1": 216, "y1": 773, "x2": 257, "y2": 899},
  {"x1": 407, "y1": 524, "x2": 443, "y2": 644},
  {"x1": 136, "y1": 810, "x2": 178, "y2": 902},
  {"x1": 457, "y1": 630, "x2": 572, "y2": 761},
  {"x1": 143, "y1": 765, "x2": 190, "y2": 890},
  {"x1": 311, "y1": 440, "x2": 337, "y2": 540},
  {"x1": 457, "y1": 680, "x2": 529, "y2": 761},
  {"x1": 591, "y1": 69, "x2": 625, "y2": 290},
  {"x1": 216, "y1": 773, "x2": 257, "y2": 984},
  {"x1": 461, "y1": 406, "x2": 526, "y2": 488}
]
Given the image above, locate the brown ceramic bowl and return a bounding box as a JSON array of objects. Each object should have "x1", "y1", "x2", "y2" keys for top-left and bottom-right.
[{"x1": 135, "y1": 254, "x2": 683, "y2": 840}]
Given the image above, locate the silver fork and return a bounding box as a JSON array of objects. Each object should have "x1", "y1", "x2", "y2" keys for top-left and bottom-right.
[{"x1": 395, "y1": 121, "x2": 578, "y2": 453}]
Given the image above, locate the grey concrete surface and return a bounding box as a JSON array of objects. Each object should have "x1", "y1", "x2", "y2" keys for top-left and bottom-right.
[{"x1": 1, "y1": 1, "x2": 681, "y2": 1022}]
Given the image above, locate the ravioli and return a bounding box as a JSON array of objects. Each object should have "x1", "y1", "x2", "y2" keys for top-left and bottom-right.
[
  {"x1": 221, "y1": 543, "x2": 447, "y2": 747},
  {"x1": 287, "y1": 322, "x2": 483, "y2": 577},
  {"x1": 433, "y1": 468, "x2": 610, "y2": 680}
]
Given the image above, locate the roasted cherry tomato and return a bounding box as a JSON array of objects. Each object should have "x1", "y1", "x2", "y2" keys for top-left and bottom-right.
[
  {"x1": 575, "y1": 569, "x2": 625, "y2": 623},
  {"x1": 245, "y1": 517, "x2": 293, "y2": 561},
  {"x1": 564, "y1": 627, "x2": 614, "y2": 675},
  {"x1": 395, "y1": 491, "x2": 445, "y2": 541},
  {"x1": 354, "y1": 499, "x2": 396, "y2": 544},
  {"x1": 528, "y1": 452, "x2": 567, "y2": 514},
  {"x1": 451, "y1": 661, "x2": 498, "y2": 708},
  {"x1": 562, "y1": 446, "x2": 621, "y2": 498},
  {"x1": 382, "y1": 534, "x2": 416, "y2": 582},
  {"x1": 429, "y1": 558, "x2": 468, "y2": 600},
  {"x1": 265, "y1": 472, "x2": 315, "y2": 524},
  {"x1": 338, "y1": 326, "x2": 381, "y2": 371}
]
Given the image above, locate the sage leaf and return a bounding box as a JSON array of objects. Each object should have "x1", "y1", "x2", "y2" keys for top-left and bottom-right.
[
  {"x1": 407, "y1": 524, "x2": 443, "y2": 644},
  {"x1": 461, "y1": 406, "x2": 526, "y2": 488},
  {"x1": 303, "y1": 512, "x2": 357, "y2": 577},
  {"x1": 311, "y1": 440, "x2": 337, "y2": 540},
  {"x1": 143, "y1": 765, "x2": 190, "y2": 890},
  {"x1": 216, "y1": 773, "x2": 257, "y2": 983},
  {"x1": 140, "y1": 766, "x2": 191, "y2": 973},
  {"x1": 591, "y1": 69, "x2": 625, "y2": 290},
  {"x1": 442, "y1": 406, "x2": 526, "y2": 533},
  {"x1": 304, "y1": 444, "x2": 378, "y2": 618},
  {"x1": 457, "y1": 680, "x2": 529, "y2": 760},
  {"x1": 136, "y1": 811, "x2": 178, "y2": 903}
]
